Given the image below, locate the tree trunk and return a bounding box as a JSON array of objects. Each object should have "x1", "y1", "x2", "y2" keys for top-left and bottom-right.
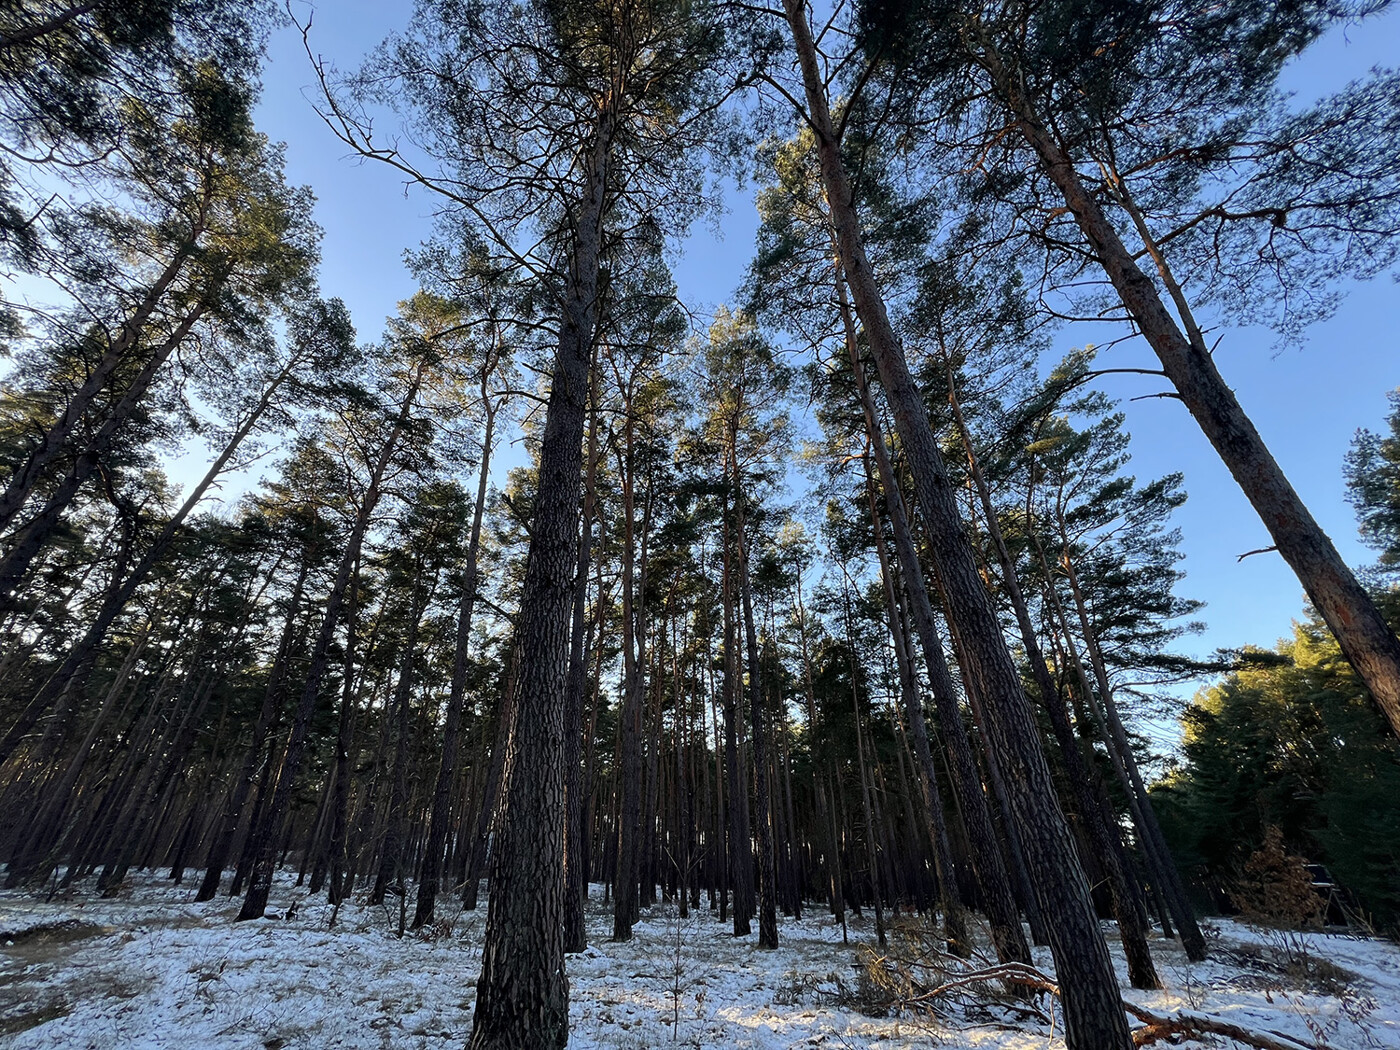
[
  {"x1": 562, "y1": 378, "x2": 599, "y2": 951},
  {"x1": 720, "y1": 505, "x2": 753, "y2": 936},
  {"x1": 413, "y1": 392, "x2": 499, "y2": 928},
  {"x1": 1054, "y1": 516, "x2": 1205, "y2": 960},
  {"x1": 613, "y1": 410, "x2": 646, "y2": 940},
  {"x1": 979, "y1": 41, "x2": 1400, "y2": 739},
  {"x1": 0, "y1": 244, "x2": 196, "y2": 533},
  {"x1": 327, "y1": 556, "x2": 369, "y2": 911},
  {"x1": 195, "y1": 558, "x2": 309, "y2": 902},
  {"x1": 371, "y1": 582, "x2": 426, "y2": 906},
  {"x1": 946, "y1": 377, "x2": 1159, "y2": 987},
  {"x1": 782, "y1": 6, "x2": 1132, "y2": 1044},
  {"x1": 0, "y1": 306, "x2": 208, "y2": 600},
  {"x1": 462, "y1": 640, "x2": 519, "y2": 910},
  {"x1": 466, "y1": 105, "x2": 613, "y2": 1050},
  {"x1": 841, "y1": 579, "x2": 886, "y2": 947},
  {"x1": 842, "y1": 294, "x2": 1029, "y2": 965},
  {"x1": 236, "y1": 370, "x2": 422, "y2": 921},
  {"x1": 735, "y1": 480, "x2": 778, "y2": 948}
]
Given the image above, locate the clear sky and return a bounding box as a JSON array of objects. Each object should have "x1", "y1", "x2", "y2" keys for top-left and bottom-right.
[{"x1": 252, "y1": 2, "x2": 1400, "y2": 668}]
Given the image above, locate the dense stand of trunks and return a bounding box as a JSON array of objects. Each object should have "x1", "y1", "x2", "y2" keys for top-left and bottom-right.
[
  {"x1": 16, "y1": 4, "x2": 1399, "y2": 1050},
  {"x1": 0, "y1": 383, "x2": 1207, "y2": 982},
  {"x1": 0, "y1": 582, "x2": 1200, "y2": 948}
]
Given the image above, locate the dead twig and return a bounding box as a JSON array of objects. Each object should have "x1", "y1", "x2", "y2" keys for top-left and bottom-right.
[{"x1": 1237, "y1": 545, "x2": 1280, "y2": 562}]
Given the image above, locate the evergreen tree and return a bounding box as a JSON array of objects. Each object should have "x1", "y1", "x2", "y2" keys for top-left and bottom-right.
[
  {"x1": 1347, "y1": 389, "x2": 1400, "y2": 580},
  {"x1": 857, "y1": 0, "x2": 1400, "y2": 739},
  {"x1": 1157, "y1": 617, "x2": 1400, "y2": 933}
]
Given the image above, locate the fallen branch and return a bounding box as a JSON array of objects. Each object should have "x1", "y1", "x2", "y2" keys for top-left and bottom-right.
[
  {"x1": 867, "y1": 950, "x2": 1323, "y2": 1050},
  {"x1": 910, "y1": 961, "x2": 1059, "y2": 1003},
  {"x1": 1123, "y1": 1000, "x2": 1319, "y2": 1050}
]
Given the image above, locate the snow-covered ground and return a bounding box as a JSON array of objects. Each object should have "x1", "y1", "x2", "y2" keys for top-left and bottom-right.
[{"x1": 1, "y1": 871, "x2": 1396, "y2": 1048}]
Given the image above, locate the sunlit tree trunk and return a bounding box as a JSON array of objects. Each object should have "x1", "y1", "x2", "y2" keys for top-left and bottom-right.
[
  {"x1": 977, "y1": 40, "x2": 1400, "y2": 740},
  {"x1": 782, "y1": 5, "x2": 1132, "y2": 1043}
]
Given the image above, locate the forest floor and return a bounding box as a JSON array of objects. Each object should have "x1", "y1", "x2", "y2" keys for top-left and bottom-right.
[{"x1": 1, "y1": 871, "x2": 1397, "y2": 1049}]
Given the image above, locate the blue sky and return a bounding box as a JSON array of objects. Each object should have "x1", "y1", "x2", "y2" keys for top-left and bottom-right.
[{"x1": 252, "y1": 2, "x2": 1400, "y2": 667}]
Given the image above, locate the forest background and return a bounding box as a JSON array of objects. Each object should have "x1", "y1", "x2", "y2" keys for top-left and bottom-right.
[
  {"x1": 229, "y1": 0, "x2": 1400, "y2": 682},
  {"x1": 3, "y1": 1, "x2": 1400, "y2": 1046}
]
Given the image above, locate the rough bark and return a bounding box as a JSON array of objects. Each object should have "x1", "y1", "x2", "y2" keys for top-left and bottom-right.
[
  {"x1": 782, "y1": 5, "x2": 1132, "y2": 1044},
  {"x1": 466, "y1": 103, "x2": 612, "y2": 1050}
]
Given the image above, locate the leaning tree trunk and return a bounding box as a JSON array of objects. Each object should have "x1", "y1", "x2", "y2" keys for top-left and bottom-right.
[
  {"x1": 4, "y1": 623, "x2": 149, "y2": 884},
  {"x1": 234, "y1": 519, "x2": 369, "y2": 921},
  {"x1": 0, "y1": 306, "x2": 208, "y2": 602},
  {"x1": 839, "y1": 577, "x2": 886, "y2": 948},
  {"x1": 782, "y1": 5, "x2": 1133, "y2": 1045},
  {"x1": 236, "y1": 370, "x2": 422, "y2": 922},
  {"x1": 842, "y1": 295, "x2": 1029, "y2": 967},
  {"x1": 794, "y1": 579, "x2": 846, "y2": 929},
  {"x1": 326, "y1": 555, "x2": 376, "y2": 912},
  {"x1": 863, "y1": 465, "x2": 970, "y2": 957},
  {"x1": 0, "y1": 349, "x2": 303, "y2": 768},
  {"x1": 1027, "y1": 512, "x2": 1204, "y2": 963},
  {"x1": 945, "y1": 378, "x2": 1161, "y2": 987},
  {"x1": 99, "y1": 666, "x2": 219, "y2": 896},
  {"x1": 843, "y1": 278, "x2": 973, "y2": 956},
  {"x1": 461, "y1": 640, "x2": 519, "y2": 911},
  {"x1": 978, "y1": 41, "x2": 1400, "y2": 740},
  {"x1": 371, "y1": 582, "x2": 427, "y2": 906},
  {"x1": 195, "y1": 558, "x2": 309, "y2": 902},
  {"x1": 0, "y1": 244, "x2": 196, "y2": 534},
  {"x1": 1054, "y1": 515, "x2": 1205, "y2": 960}
]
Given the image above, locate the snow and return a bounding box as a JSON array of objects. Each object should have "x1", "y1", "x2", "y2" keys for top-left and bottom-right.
[{"x1": 2, "y1": 872, "x2": 1397, "y2": 1049}]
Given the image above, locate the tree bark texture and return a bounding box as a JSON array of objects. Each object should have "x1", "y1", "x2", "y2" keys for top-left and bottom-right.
[
  {"x1": 466, "y1": 105, "x2": 613, "y2": 1050},
  {"x1": 782, "y1": 5, "x2": 1133, "y2": 1044}
]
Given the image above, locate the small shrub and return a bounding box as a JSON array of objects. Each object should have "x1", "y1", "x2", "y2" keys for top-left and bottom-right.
[{"x1": 1231, "y1": 827, "x2": 1324, "y2": 928}]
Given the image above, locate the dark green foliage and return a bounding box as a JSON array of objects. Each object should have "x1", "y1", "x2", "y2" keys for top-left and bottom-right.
[
  {"x1": 0, "y1": 0, "x2": 276, "y2": 259},
  {"x1": 1156, "y1": 617, "x2": 1400, "y2": 932},
  {"x1": 856, "y1": 0, "x2": 1400, "y2": 340},
  {"x1": 1346, "y1": 389, "x2": 1400, "y2": 575}
]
